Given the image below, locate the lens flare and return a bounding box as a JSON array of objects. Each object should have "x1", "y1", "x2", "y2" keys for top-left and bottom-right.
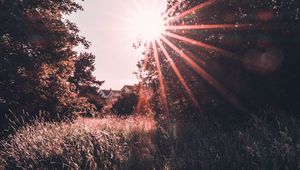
[
  {"x1": 130, "y1": 8, "x2": 165, "y2": 41},
  {"x1": 131, "y1": 0, "x2": 281, "y2": 113}
]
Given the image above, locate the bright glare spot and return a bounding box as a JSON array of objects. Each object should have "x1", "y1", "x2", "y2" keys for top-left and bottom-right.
[{"x1": 130, "y1": 8, "x2": 165, "y2": 41}]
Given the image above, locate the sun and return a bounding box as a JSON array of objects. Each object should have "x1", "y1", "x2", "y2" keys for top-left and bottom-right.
[{"x1": 129, "y1": 8, "x2": 165, "y2": 41}]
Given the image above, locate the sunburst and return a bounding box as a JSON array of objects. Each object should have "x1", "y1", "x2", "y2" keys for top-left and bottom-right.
[
  {"x1": 133, "y1": 0, "x2": 282, "y2": 113},
  {"x1": 129, "y1": 8, "x2": 165, "y2": 41}
]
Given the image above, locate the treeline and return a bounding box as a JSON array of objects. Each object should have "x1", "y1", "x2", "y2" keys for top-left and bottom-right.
[
  {"x1": 135, "y1": 0, "x2": 300, "y2": 169},
  {"x1": 0, "y1": 0, "x2": 104, "y2": 133},
  {"x1": 135, "y1": 0, "x2": 300, "y2": 124}
]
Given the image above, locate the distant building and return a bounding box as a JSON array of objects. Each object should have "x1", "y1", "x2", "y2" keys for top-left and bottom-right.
[
  {"x1": 120, "y1": 85, "x2": 136, "y2": 94},
  {"x1": 100, "y1": 85, "x2": 137, "y2": 111},
  {"x1": 100, "y1": 89, "x2": 121, "y2": 101}
]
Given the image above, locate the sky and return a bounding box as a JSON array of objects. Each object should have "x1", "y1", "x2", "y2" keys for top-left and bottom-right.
[{"x1": 67, "y1": 0, "x2": 167, "y2": 90}]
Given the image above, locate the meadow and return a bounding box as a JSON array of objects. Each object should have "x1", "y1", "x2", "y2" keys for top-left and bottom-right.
[{"x1": 1, "y1": 110, "x2": 299, "y2": 169}]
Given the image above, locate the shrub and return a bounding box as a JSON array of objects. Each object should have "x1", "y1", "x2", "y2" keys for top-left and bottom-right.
[{"x1": 111, "y1": 92, "x2": 138, "y2": 116}]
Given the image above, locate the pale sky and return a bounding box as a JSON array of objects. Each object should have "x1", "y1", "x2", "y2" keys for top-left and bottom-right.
[{"x1": 67, "y1": 0, "x2": 167, "y2": 89}]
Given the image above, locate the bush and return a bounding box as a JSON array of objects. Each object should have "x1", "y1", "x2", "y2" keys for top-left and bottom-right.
[{"x1": 112, "y1": 92, "x2": 138, "y2": 116}]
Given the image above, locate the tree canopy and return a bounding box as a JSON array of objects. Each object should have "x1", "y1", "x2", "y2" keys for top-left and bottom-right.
[
  {"x1": 0, "y1": 0, "x2": 102, "y2": 131},
  {"x1": 138, "y1": 0, "x2": 300, "y2": 121}
]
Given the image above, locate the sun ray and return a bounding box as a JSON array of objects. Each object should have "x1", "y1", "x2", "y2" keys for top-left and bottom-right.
[
  {"x1": 166, "y1": 23, "x2": 297, "y2": 32},
  {"x1": 163, "y1": 31, "x2": 237, "y2": 59},
  {"x1": 164, "y1": 31, "x2": 279, "y2": 71},
  {"x1": 135, "y1": 48, "x2": 154, "y2": 113},
  {"x1": 168, "y1": 0, "x2": 217, "y2": 22},
  {"x1": 135, "y1": 86, "x2": 151, "y2": 113},
  {"x1": 152, "y1": 41, "x2": 169, "y2": 113},
  {"x1": 165, "y1": 23, "x2": 263, "y2": 31},
  {"x1": 160, "y1": 35, "x2": 247, "y2": 112},
  {"x1": 135, "y1": 90, "x2": 144, "y2": 113},
  {"x1": 156, "y1": 38, "x2": 202, "y2": 111}
]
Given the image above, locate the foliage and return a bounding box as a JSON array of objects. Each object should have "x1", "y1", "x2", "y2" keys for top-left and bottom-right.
[
  {"x1": 111, "y1": 88, "x2": 139, "y2": 116},
  {"x1": 0, "y1": 0, "x2": 102, "y2": 131},
  {"x1": 1, "y1": 0, "x2": 300, "y2": 169},
  {"x1": 134, "y1": 0, "x2": 300, "y2": 169},
  {"x1": 70, "y1": 52, "x2": 106, "y2": 114},
  {"x1": 138, "y1": 0, "x2": 300, "y2": 119}
]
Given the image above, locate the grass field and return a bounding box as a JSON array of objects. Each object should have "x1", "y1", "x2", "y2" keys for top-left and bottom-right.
[
  {"x1": 1, "y1": 112, "x2": 299, "y2": 169},
  {"x1": 0, "y1": 115, "x2": 157, "y2": 169}
]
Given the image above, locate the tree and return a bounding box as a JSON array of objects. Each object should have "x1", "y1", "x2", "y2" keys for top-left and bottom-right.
[
  {"x1": 0, "y1": 0, "x2": 98, "y2": 131},
  {"x1": 70, "y1": 52, "x2": 104, "y2": 90},
  {"x1": 112, "y1": 91, "x2": 138, "y2": 116},
  {"x1": 137, "y1": 1, "x2": 300, "y2": 169},
  {"x1": 69, "y1": 52, "x2": 105, "y2": 113},
  {"x1": 111, "y1": 86, "x2": 139, "y2": 116},
  {"x1": 138, "y1": 0, "x2": 300, "y2": 120}
]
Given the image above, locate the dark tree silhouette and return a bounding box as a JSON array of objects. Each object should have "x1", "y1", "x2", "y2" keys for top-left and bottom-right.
[
  {"x1": 136, "y1": 0, "x2": 300, "y2": 169},
  {"x1": 112, "y1": 87, "x2": 139, "y2": 116},
  {"x1": 139, "y1": 0, "x2": 300, "y2": 120},
  {"x1": 69, "y1": 52, "x2": 105, "y2": 113},
  {"x1": 0, "y1": 0, "x2": 100, "y2": 131}
]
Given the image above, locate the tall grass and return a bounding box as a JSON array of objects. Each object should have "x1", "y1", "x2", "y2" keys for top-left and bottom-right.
[
  {"x1": 0, "y1": 115, "x2": 156, "y2": 169},
  {"x1": 1, "y1": 110, "x2": 299, "y2": 169},
  {"x1": 154, "y1": 110, "x2": 300, "y2": 170}
]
